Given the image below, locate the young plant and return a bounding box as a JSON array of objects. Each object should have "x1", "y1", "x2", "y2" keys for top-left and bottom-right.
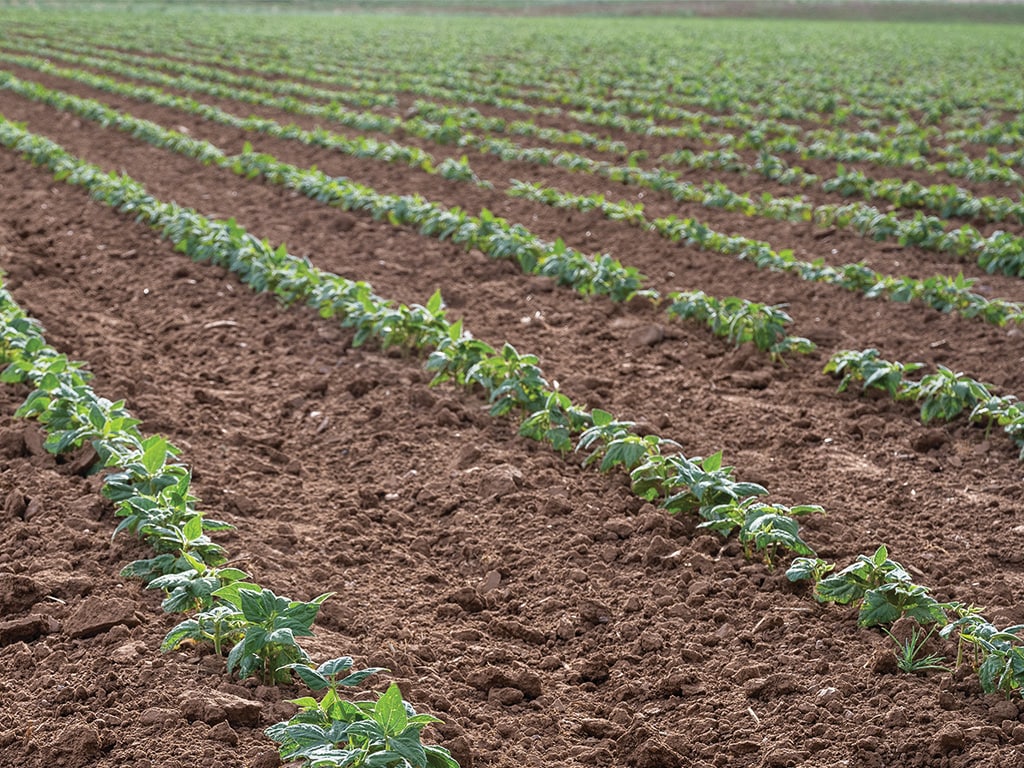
[
  {"x1": 789, "y1": 545, "x2": 949, "y2": 627},
  {"x1": 143, "y1": 550, "x2": 251, "y2": 613},
  {"x1": 883, "y1": 625, "x2": 950, "y2": 674},
  {"x1": 576, "y1": 409, "x2": 660, "y2": 472},
  {"x1": 162, "y1": 586, "x2": 331, "y2": 684},
  {"x1": 518, "y1": 391, "x2": 593, "y2": 453},
  {"x1": 698, "y1": 499, "x2": 821, "y2": 565},
  {"x1": 630, "y1": 450, "x2": 767, "y2": 516},
  {"x1": 941, "y1": 615, "x2": 1024, "y2": 696},
  {"x1": 911, "y1": 366, "x2": 992, "y2": 423},
  {"x1": 823, "y1": 348, "x2": 922, "y2": 398},
  {"x1": 267, "y1": 682, "x2": 459, "y2": 768}
]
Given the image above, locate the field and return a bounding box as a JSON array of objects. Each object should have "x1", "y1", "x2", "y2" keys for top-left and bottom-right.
[{"x1": 0, "y1": 8, "x2": 1023, "y2": 768}]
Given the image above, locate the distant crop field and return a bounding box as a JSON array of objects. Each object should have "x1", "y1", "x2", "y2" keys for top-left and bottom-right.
[{"x1": 0, "y1": 9, "x2": 1023, "y2": 768}]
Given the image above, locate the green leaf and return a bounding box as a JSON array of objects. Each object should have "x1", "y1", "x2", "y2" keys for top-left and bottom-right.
[
  {"x1": 702, "y1": 451, "x2": 723, "y2": 472},
  {"x1": 183, "y1": 515, "x2": 204, "y2": 542},
  {"x1": 338, "y1": 667, "x2": 386, "y2": 687},
  {"x1": 282, "y1": 663, "x2": 329, "y2": 691},
  {"x1": 141, "y1": 436, "x2": 168, "y2": 475},
  {"x1": 425, "y1": 289, "x2": 443, "y2": 315},
  {"x1": 871, "y1": 545, "x2": 889, "y2": 567},
  {"x1": 815, "y1": 573, "x2": 866, "y2": 605},
  {"x1": 161, "y1": 619, "x2": 199, "y2": 652},
  {"x1": 425, "y1": 744, "x2": 461, "y2": 768},
  {"x1": 211, "y1": 581, "x2": 265, "y2": 609},
  {"x1": 591, "y1": 409, "x2": 613, "y2": 427},
  {"x1": 374, "y1": 683, "x2": 409, "y2": 737},
  {"x1": 858, "y1": 589, "x2": 904, "y2": 627},
  {"x1": 388, "y1": 727, "x2": 428, "y2": 766}
]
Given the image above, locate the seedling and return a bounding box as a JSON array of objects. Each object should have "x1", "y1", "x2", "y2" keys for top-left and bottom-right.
[
  {"x1": 699, "y1": 499, "x2": 821, "y2": 565},
  {"x1": 790, "y1": 545, "x2": 949, "y2": 627},
  {"x1": 883, "y1": 625, "x2": 949, "y2": 674},
  {"x1": 267, "y1": 682, "x2": 459, "y2": 768}
]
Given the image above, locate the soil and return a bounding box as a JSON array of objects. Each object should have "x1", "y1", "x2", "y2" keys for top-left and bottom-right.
[{"x1": 0, "y1": 46, "x2": 1023, "y2": 768}]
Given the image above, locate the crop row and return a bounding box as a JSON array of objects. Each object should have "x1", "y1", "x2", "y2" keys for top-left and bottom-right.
[
  {"x1": 10, "y1": 22, "x2": 1024, "y2": 157},
  {"x1": 0, "y1": 75, "x2": 828, "y2": 361},
  {"x1": 5, "y1": 40, "x2": 1024, "y2": 205},
  {"x1": 12, "y1": 15, "x2": 1023, "y2": 130},
  {"x1": 507, "y1": 181, "x2": 1024, "y2": 326},
  {"x1": 39, "y1": 34, "x2": 1024, "y2": 171},
  {"x1": 4, "y1": 63, "x2": 1022, "y2": 343},
  {"x1": 8, "y1": 44, "x2": 1024, "y2": 285},
  {"x1": 824, "y1": 348, "x2": 1024, "y2": 458},
  {"x1": 4, "y1": 115, "x2": 1023, "y2": 703},
  {"x1": 0, "y1": 280, "x2": 459, "y2": 768},
  {"x1": 6, "y1": 46, "x2": 1023, "y2": 256}
]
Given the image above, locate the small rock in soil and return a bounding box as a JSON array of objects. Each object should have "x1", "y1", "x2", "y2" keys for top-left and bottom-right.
[
  {"x1": 466, "y1": 667, "x2": 542, "y2": 699},
  {"x1": 628, "y1": 324, "x2": 664, "y2": 348},
  {"x1": 912, "y1": 429, "x2": 948, "y2": 453},
  {"x1": 139, "y1": 707, "x2": 181, "y2": 726},
  {"x1": 639, "y1": 630, "x2": 664, "y2": 652},
  {"x1": 206, "y1": 720, "x2": 239, "y2": 746},
  {"x1": 580, "y1": 717, "x2": 625, "y2": 740},
  {"x1": 48, "y1": 723, "x2": 101, "y2": 768},
  {"x1": 476, "y1": 464, "x2": 523, "y2": 498},
  {"x1": 64, "y1": 596, "x2": 140, "y2": 639},
  {"x1": 987, "y1": 698, "x2": 1019, "y2": 722},
  {"x1": 0, "y1": 427, "x2": 25, "y2": 458},
  {"x1": 179, "y1": 689, "x2": 263, "y2": 727},
  {"x1": 249, "y1": 749, "x2": 283, "y2": 768},
  {"x1": 0, "y1": 615, "x2": 47, "y2": 646},
  {"x1": 3, "y1": 490, "x2": 27, "y2": 520},
  {"x1": 729, "y1": 370, "x2": 773, "y2": 390},
  {"x1": 447, "y1": 587, "x2": 486, "y2": 613},
  {"x1": 930, "y1": 723, "x2": 965, "y2": 754},
  {"x1": 0, "y1": 573, "x2": 43, "y2": 615},
  {"x1": 642, "y1": 535, "x2": 678, "y2": 567},
  {"x1": 487, "y1": 686, "x2": 524, "y2": 706}
]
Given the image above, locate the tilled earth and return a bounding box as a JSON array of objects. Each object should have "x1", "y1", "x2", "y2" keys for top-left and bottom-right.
[{"x1": 0, "y1": 57, "x2": 1023, "y2": 768}]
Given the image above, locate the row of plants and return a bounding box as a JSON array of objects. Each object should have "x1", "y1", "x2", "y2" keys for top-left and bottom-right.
[
  {"x1": 0, "y1": 111, "x2": 821, "y2": 589},
  {"x1": 504, "y1": 180, "x2": 1024, "y2": 327},
  {"x1": 0, "y1": 71, "x2": 651, "y2": 303},
  {"x1": 824, "y1": 348, "x2": 1024, "y2": 458},
  {"x1": 10, "y1": 14, "x2": 1021, "y2": 136},
  {"x1": 10, "y1": 45, "x2": 1022, "y2": 272},
  {"x1": 510, "y1": 175, "x2": 1024, "y2": 279},
  {"x1": 17, "y1": 31, "x2": 1024, "y2": 171},
  {"x1": 787, "y1": 546, "x2": 1024, "y2": 695},
  {"x1": 4, "y1": 108, "x2": 1024, "y2": 708},
  {"x1": 0, "y1": 280, "x2": 458, "y2": 768},
  {"x1": 0, "y1": 73, "x2": 829, "y2": 364},
  {"x1": 0, "y1": 68, "x2": 489, "y2": 184},
  {"x1": 665, "y1": 291, "x2": 814, "y2": 362},
  {"x1": 0, "y1": 43, "x2": 631, "y2": 157},
  {"x1": 7, "y1": 39, "x2": 1024, "y2": 216},
  {"x1": 0, "y1": 32, "x2": 859, "y2": 142}
]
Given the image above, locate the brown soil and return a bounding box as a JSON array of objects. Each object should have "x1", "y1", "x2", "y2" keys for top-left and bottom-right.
[{"x1": 1, "y1": 58, "x2": 1024, "y2": 768}]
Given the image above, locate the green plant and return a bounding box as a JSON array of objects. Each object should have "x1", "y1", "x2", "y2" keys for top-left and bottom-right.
[
  {"x1": 823, "y1": 348, "x2": 922, "y2": 398},
  {"x1": 941, "y1": 615, "x2": 1024, "y2": 696},
  {"x1": 698, "y1": 499, "x2": 821, "y2": 565},
  {"x1": 576, "y1": 409, "x2": 657, "y2": 472},
  {"x1": 630, "y1": 450, "x2": 767, "y2": 515},
  {"x1": 884, "y1": 625, "x2": 950, "y2": 674},
  {"x1": 517, "y1": 391, "x2": 593, "y2": 453},
  {"x1": 143, "y1": 550, "x2": 251, "y2": 613},
  {"x1": 162, "y1": 586, "x2": 331, "y2": 683},
  {"x1": 910, "y1": 366, "x2": 992, "y2": 423},
  {"x1": 667, "y1": 290, "x2": 814, "y2": 360},
  {"x1": 789, "y1": 545, "x2": 949, "y2": 627},
  {"x1": 267, "y1": 682, "x2": 459, "y2": 768}
]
